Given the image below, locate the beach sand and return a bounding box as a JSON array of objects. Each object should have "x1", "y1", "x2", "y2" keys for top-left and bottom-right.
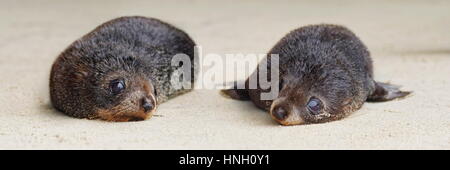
[{"x1": 0, "y1": 0, "x2": 449, "y2": 149}]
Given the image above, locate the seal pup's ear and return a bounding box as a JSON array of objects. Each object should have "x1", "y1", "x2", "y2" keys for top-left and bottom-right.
[
  {"x1": 367, "y1": 82, "x2": 411, "y2": 102},
  {"x1": 220, "y1": 80, "x2": 250, "y2": 100}
]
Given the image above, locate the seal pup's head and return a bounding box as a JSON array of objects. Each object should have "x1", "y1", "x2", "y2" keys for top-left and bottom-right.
[
  {"x1": 50, "y1": 53, "x2": 158, "y2": 122},
  {"x1": 93, "y1": 69, "x2": 158, "y2": 122},
  {"x1": 269, "y1": 66, "x2": 363, "y2": 126}
]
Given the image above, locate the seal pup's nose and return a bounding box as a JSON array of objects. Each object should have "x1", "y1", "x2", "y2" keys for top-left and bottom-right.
[
  {"x1": 141, "y1": 98, "x2": 154, "y2": 113},
  {"x1": 272, "y1": 106, "x2": 288, "y2": 121}
]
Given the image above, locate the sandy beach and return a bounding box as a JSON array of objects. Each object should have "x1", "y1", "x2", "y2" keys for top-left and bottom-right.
[{"x1": 0, "y1": 0, "x2": 449, "y2": 149}]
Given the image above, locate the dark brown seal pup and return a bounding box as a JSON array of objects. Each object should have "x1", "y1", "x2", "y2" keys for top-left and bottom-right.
[
  {"x1": 222, "y1": 24, "x2": 411, "y2": 125},
  {"x1": 50, "y1": 16, "x2": 197, "y2": 122}
]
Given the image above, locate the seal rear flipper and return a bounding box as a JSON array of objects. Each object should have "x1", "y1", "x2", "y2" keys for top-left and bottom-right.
[
  {"x1": 367, "y1": 82, "x2": 411, "y2": 102},
  {"x1": 220, "y1": 80, "x2": 250, "y2": 100}
]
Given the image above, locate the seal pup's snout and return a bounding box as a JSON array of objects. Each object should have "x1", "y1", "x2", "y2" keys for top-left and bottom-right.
[
  {"x1": 270, "y1": 107, "x2": 306, "y2": 126},
  {"x1": 141, "y1": 98, "x2": 155, "y2": 113},
  {"x1": 270, "y1": 98, "x2": 306, "y2": 126},
  {"x1": 272, "y1": 106, "x2": 288, "y2": 121}
]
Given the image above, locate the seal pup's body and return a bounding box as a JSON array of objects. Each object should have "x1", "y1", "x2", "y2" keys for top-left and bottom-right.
[
  {"x1": 223, "y1": 24, "x2": 410, "y2": 125},
  {"x1": 50, "y1": 16, "x2": 197, "y2": 121}
]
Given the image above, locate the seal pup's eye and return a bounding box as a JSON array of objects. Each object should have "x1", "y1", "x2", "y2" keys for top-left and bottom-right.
[
  {"x1": 307, "y1": 97, "x2": 322, "y2": 115},
  {"x1": 110, "y1": 79, "x2": 126, "y2": 95}
]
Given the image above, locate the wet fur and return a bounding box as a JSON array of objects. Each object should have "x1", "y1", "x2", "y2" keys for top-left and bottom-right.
[
  {"x1": 50, "y1": 16, "x2": 197, "y2": 121},
  {"x1": 222, "y1": 24, "x2": 410, "y2": 125}
]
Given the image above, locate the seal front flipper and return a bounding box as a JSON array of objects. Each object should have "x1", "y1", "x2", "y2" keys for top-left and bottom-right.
[
  {"x1": 367, "y1": 82, "x2": 411, "y2": 102},
  {"x1": 220, "y1": 80, "x2": 250, "y2": 100}
]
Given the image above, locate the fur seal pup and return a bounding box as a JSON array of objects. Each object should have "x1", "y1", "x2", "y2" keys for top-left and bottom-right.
[
  {"x1": 222, "y1": 24, "x2": 411, "y2": 125},
  {"x1": 50, "y1": 16, "x2": 197, "y2": 122}
]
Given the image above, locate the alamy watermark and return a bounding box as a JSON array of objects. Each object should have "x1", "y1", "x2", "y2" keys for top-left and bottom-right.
[{"x1": 170, "y1": 46, "x2": 280, "y2": 100}]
